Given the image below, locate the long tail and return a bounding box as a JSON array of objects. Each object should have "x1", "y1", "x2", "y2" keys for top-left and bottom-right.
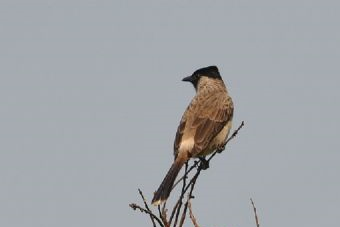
[{"x1": 152, "y1": 158, "x2": 185, "y2": 206}]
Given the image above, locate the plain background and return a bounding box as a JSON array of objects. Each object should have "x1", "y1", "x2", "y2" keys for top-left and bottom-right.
[{"x1": 1, "y1": 0, "x2": 339, "y2": 226}]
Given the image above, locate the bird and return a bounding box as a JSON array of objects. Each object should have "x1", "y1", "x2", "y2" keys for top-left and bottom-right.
[{"x1": 151, "y1": 65, "x2": 234, "y2": 206}]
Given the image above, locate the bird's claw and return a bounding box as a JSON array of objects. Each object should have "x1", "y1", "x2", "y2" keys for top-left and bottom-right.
[{"x1": 199, "y1": 157, "x2": 210, "y2": 170}]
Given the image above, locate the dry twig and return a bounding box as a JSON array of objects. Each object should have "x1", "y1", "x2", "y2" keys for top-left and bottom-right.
[
  {"x1": 138, "y1": 189, "x2": 157, "y2": 227},
  {"x1": 129, "y1": 203, "x2": 164, "y2": 227},
  {"x1": 250, "y1": 198, "x2": 260, "y2": 227},
  {"x1": 188, "y1": 200, "x2": 200, "y2": 227}
]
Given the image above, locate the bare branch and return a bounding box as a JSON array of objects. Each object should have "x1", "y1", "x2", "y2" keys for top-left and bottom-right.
[
  {"x1": 250, "y1": 198, "x2": 260, "y2": 227},
  {"x1": 188, "y1": 200, "x2": 200, "y2": 227},
  {"x1": 178, "y1": 200, "x2": 188, "y2": 227},
  {"x1": 179, "y1": 160, "x2": 203, "y2": 227},
  {"x1": 160, "y1": 206, "x2": 170, "y2": 227},
  {"x1": 169, "y1": 201, "x2": 179, "y2": 226},
  {"x1": 138, "y1": 189, "x2": 157, "y2": 227},
  {"x1": 172, "y1": 162, "x2": 188, "y2": 227},
  {"x1": 129, "y1": 203, "x2": 164, "y2": 227},
  {"x1": 172, "y1": 161, "x2": 199, "y2": 190}
]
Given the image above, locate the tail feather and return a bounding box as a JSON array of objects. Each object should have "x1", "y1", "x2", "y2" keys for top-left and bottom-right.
[{"x1": 152, "y1": 159, "x2": 185, "y2": 205}]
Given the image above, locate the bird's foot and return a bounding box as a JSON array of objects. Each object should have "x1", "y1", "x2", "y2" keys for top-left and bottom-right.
[{"x1": 199, "y1": 157, "x2": 210, "y2": 170}]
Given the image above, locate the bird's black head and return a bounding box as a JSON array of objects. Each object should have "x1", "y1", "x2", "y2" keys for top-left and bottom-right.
[{"x1": 182, "y1": 66, "x2": 221, "y2": 88}]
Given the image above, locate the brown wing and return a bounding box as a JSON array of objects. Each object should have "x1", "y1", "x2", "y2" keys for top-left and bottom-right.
[
  {"x1": 174, "y1": 92, "x2": 233, "y2": 159},
  {"x1": 190, "y1": 94, "x2": 233, "y2": 157},
  {"x1": 173, "y1": 119, "x2": 186, "y2": 160}
]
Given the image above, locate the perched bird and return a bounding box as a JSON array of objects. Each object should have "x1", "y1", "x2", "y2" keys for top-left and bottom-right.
[{"x1": 152, "y1": 66, "x2": 234, "y2": 205}]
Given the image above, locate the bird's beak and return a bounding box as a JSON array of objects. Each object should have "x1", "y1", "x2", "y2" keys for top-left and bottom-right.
[{"x1": 182, "y1": 75, "x2": 192, "y2": 82}]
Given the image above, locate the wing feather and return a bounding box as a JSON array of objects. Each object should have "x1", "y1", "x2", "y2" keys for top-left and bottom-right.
[
  {"x1": 191, "y1": 95, "x2": 233, "y2": 156},
  {"x1": 174, "y1": 90, "x2": 233, "y2": 158}
]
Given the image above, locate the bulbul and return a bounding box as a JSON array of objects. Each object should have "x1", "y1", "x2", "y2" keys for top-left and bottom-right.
[{"x1": 152, "y1": 66, "x2": 234, "y2": 206}]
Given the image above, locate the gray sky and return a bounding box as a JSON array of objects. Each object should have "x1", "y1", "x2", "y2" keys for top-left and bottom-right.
[{"x1": 1, "y1": 0, "x2": 339, "y2": 226}]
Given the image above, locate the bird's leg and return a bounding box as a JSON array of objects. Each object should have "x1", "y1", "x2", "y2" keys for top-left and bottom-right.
[{"x1": 198, "y1": 157, "x2": 210, "y2": 170}]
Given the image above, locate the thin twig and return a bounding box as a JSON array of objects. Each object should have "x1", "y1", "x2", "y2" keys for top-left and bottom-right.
[
  {"x1": 178, "y1": 164, "x2": 202, "y2": 227},
  {"x1": 188, "y1": 200, "x2": 200, "y2": 227},
  {"x1": 172, "y1": 162, "x2": 188, "y2": 227},
  {"x1": 129, "y1": 203, "x2": 164, "y2": 227},
  {"x1": 160, "y1": 206, "x2": 170, "y2": 227},
  {"x1": 169, "y1": 201, "x2": 179, "y2": 225},
  {"x1": 172, "y1": 160, "x2": 199, "y2": 190},
  {"x1": 158, "y1": 205, "x2": 170, "y2": 227},
  {"x1": 157, "y1": 205, "x2": 162, "y2": 221},
  {"x1": 138, "y1": 189, "x2": 157, "y2": 227},
  {"x1": 178, "y1": 199, "x2": 188, "y2": 227},
  {"x1": 183, "y1": 164, "x2": 202, "y2": 194},
  {"x1": 171, "y1": 165, "x2": 201, "y2": 227},
  {"x1": 250, "y1": 198, "x2": 260, "y2": 227},
  {"x1": 179, "y1": 171, "x2": 199, "y2": 227},
  {"x1": 172, "y1": 198, "x2": 182, "y2": 227}
]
